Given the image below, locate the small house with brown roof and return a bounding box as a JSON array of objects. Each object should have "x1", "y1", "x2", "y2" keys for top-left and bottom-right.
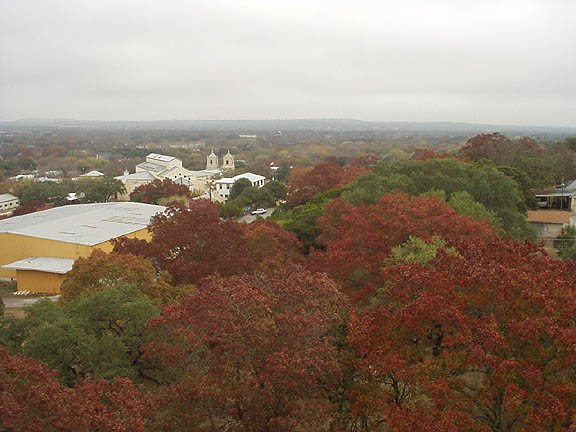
[{"x1": 527, "y1": 210, "x2": 572, "y2": 249}]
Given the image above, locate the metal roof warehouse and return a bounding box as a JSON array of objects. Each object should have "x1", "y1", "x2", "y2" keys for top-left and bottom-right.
[{"x1": 0, "y1": 202, "x2": 165, "y2": 294}]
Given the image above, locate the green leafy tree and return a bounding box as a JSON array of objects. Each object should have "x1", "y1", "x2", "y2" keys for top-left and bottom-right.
[
  {"x1": 494, "y1": 164, "x2": 537, "y2": 209},
  {"x1": 341, "y1": 159, "x2": 534, "y2": 239},
  {"x1": 261, "y1": 179, "x2": 287, "y2": 201},
  {"x1": 235, "y1": 185, "x2": 275, "y2": 208},
  {"x1": 217, "y1": 200, "x2": 244, "y2": 219},
  {"x1": 17, "y1": 180, "x2": 73, "y2": 205},
  {"x1": 0, "y1": 284, "x2": 159, "y2": 385},
  {"x1": 564, "y1": 137, "x2": 576, "y2": 152},
  {"x1": 228, "y1": 177, "x2": 252, "y2": 201},
  {"x1": 77, "y1": 176, "x2": 125, "y2": 203},
  {"x1": 447, "y1": 191, "x2": 504, "y2": 232},
  {"x1": 387, "y1": 235, "x2": 458, "y2": 266},
  {"x1": 272, "y1": 188, "x2": 343, "y2": 252}
]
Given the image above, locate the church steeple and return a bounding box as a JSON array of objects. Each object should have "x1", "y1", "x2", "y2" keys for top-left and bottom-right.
[
  {"x1": 222, "y1": 150, "x2": 235, "y2": 171},
  {"x1": 206, "y1": 149, "x2": 219, "y2": 170}
]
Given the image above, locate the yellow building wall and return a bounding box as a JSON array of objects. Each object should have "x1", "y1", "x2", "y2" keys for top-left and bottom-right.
[
  {"x1": 0, "y1": 228, "x2": 153, "y2": 292},
  {"x1": 16, "y1": 270, "x2": 66, "y2": 294},
  {"x1": 0, "y1": 233, "x2": 92, "y2": 279}
]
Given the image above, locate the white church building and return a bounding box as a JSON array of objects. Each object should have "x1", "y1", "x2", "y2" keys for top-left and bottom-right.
[{"x1": 116, "y1": 151, "x2": 235, "y2": 199}]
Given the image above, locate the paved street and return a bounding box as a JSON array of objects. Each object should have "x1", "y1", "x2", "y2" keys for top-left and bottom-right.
[
  {"x1": 237, "y1": 207, "x2": 275, "y2": 223},
  {"x1": 2, "y1": 294, "x2": 60, "y2": 308}
]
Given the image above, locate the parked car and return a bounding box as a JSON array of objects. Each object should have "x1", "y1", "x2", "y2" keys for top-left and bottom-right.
[{"x1": 251, "y1": 208, "x2": 267, "y2": 215}]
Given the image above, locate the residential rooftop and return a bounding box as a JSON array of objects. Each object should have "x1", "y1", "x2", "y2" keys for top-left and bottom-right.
[
  {"x1": 526, "y1": 210, "x2": 571, "y2": 224},
  {"x1": 0, "y1": 202, "x2": 165, "y2": 246}
]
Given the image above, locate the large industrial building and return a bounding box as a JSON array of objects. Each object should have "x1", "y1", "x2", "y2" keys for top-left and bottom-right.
[{"x1": 0, "y1": 202, "x2": 165, "y2": 294}]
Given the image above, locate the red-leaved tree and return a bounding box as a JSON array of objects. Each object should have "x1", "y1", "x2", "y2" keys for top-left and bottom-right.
[
  {"x1": 460, "y1": 133, "x2": 541, "y2": 166},
  {"x1": 130, "y1": 178, "x2": 192, "y2": 205},
  {"x1": 308, "y1": 192, "x2": 499, "y2": 302},
  {"x1": 144, "y1": 266, "x2": 349, "y2": 431},
  {"x1": 346, "y1": 239, "x2": 576, "y2": 431},
  {"x1": 113, "y1": 200, "x2": 254, "y2": 285},
  {"x1": 245, "y1": 219, "x2": 305, "y2": 271},
  {"x1": 0, "y1": 347, "x2": 147, "y2": 432},
  {"x1": 287, "y1": 162, "x2": 345, "y2": 206}
]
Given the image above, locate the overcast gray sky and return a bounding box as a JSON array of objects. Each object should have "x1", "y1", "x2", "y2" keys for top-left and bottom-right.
[{"x1": 0, "y1": 0, "x2": 574, "y2": 125}]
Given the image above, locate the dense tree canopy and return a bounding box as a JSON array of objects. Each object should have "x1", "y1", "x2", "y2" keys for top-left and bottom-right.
[
  {"x1": 113, "y1": 200, "x2": 254, "y2": 284},
  {"x1": 460, "y1": 133, "x2": 555, "y2": 187},
  {"x1": 340, "y1": 158, "x2": 534, "y2": 239},
  {"x1": 144, "y1": 266, "x2": 348, "y2": 431},
  {"x1": 60, "y1": 250, "x2": 181, "y2": 303},
  {"x1": 0, "y1": 285, "x2": 159, "y2": 385},
  {"x1": 287, "y1": 162, "x2": 345, "y2": 206},
  {"x1": 76, "y1": 176, "x2": 125, "y2": 203},
  {"x1": 308, "y1": 192, "x2": 500, "y2": 301},
  {"x1": 4, "y1": 140, "x2": 576, "y2": 432},
  {"x1": 1, "y1": 347, "x2": 147, "y2": 432},
  {"x1": 347, "y1": 239, "x2": 576, "y2": 431}
]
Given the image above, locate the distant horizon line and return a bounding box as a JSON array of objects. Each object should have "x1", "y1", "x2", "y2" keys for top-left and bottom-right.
[{"x1": 1, "y1": 117, "x2": 575, "y2": 129}]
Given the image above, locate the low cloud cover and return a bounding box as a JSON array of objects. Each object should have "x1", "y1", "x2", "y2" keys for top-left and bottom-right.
[{"x1": 0, "y1": 0, "x2": 574, "y2": 125}]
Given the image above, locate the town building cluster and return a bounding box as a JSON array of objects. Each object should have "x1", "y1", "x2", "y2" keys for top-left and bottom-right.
[{"x1": 115, "y1": 151, "x2": 265, "y2": 202}]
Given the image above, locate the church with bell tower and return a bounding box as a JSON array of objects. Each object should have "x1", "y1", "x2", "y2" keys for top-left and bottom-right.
[
  {"x1": 206, "y1": 149, "x2": 219, "y2": 170},
  {"x1": 206, "y1": 149, "x2": 234, "y2": 171}
]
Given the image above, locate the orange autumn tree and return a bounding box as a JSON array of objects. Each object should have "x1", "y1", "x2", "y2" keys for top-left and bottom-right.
[
  {"x1": 245, "y1": 219, "x2": 305, "y2": 271},
  {"x1": 60, "y1": 249, "x2": 180, "y2": 303}
]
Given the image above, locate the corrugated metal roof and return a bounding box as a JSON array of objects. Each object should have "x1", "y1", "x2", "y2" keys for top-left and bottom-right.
[
  {"x1": 0, "y1": 202, "x2": 165, "y2": 246},
  {"x1": 2, "y1": 257, "x2": 75, "y2": 274}
]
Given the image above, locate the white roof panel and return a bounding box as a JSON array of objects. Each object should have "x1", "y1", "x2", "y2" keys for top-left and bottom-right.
[
  {"x1": 2, "y1": 257, "x2": 75, "y2": 274},
  {"x1": 215, "y1": 178, "x2": 235, "y2": 184},
  {"x1": 191, "y1": 169, "x2": 221, "y2": 178},
  {"x1": 80, "y1": 170, "x2": 104, "y2": 177},
  {"x1": 115, "y1": 171, "x2": 156, "y2": 181},
  {"x1": 233, "y1": 172, "x2": 266, "y2": 183},
  {"x1": 0, "y1": 202, "x2": 165, "y2": 246},
  {"x1": 147, "y1": 153, "x2": 176, "y2": 162},
  {"x1": 0, "y1": 193, "x2": 18, "y2": 203},
  {"x1": 215, "y1": 172, "x2": 266, "y2": 185}
]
